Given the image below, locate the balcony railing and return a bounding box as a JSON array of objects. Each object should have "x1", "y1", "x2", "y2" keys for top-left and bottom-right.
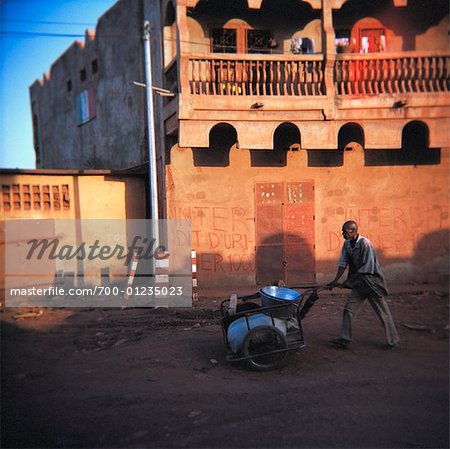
[
  {"x1": 186, "y1": 52, "x2": 449, "y2": 97},
  {"x1": 188, "y1": 54, "x2": 325, "y2": 96},
  {"x1": 335, "y1": 52, "x2": 450, "y2": 95}
]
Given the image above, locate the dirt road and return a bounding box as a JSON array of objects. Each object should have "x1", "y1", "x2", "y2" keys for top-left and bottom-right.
[{"x1": 1, "y1": 287, "x2": 449, "y2": 448}]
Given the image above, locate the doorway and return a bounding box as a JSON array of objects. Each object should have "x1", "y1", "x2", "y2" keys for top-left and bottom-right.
[{"x1": 255, "y1": 181, "x2": 315, "y2": 286}]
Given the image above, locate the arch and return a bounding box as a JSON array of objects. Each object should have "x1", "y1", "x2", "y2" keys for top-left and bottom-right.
[
  {"x1": 187, "y1": 16, "x2": 207, "y2": 54},
  {"x1": 338, "y1": 122, "x2": 364, "y2": 150},
  {"x1": 162, "y1": 0, "x2": 176, "y2": 25},
  {"x1": 273, "y1": 122, "x2": 301, "y2": 151},
  {"x1": 189, "y1": 0, "x2": 321, "y2": 9},
  {"x1": 334, "y1": 0, "x2": 448, "y2": 52},
  {"x1": 193, "y1": 0, "x2": 248, "y2": 17},
  {"x1": 162, "y1": 1, "x2": 177, "y2": 67},
  {"x1": 351, "y1": 17, "x2": 387, "y2": 53},
  {"x1": 402, "y1": 120, "x2": 429, "y2": 148},
  {"x1": 364, "y1": 121, "x2": 440, "y2": 166},
  {"x1": 333, "y1": 1, "x2": 399, "y2": 52},
  {"x1": 193, "y1": 123, "x2": 237, "y2": 166},
  {"x1": 260, "y1": 0, "x2": 317, "y2": 29},
  {"x1": 251, "y1": 122, "x2": 301, "y2": 167},
  {"x1": 401, "y1": 120, "x2": 431, "y2": 164}
]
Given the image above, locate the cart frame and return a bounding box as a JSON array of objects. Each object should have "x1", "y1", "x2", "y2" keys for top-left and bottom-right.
[{"x1": 220, "y1": 286, "x2": 325, "y2": 370}]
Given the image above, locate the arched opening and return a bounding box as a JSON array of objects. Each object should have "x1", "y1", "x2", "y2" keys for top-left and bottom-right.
[
  {"x1": 308, "y1": 122, "x2": 363, "y2": 167},
  {"x1": 334, "y1": 0, "x2": 448, "y2": 52},
  {"x1": 365, "y1": 121, "x2": 440, "y2": 166},
  {"x1": 162, "y1": 2, "x2": 179, "y2": 96},
  {"x1": 351, "y1": 17, "x2": 387, "y2": 54},
  {"x1": 401, "y1": 121, "x2": 439, "y2": 165},
  {"x1": 333, "y1": 0, "x2": 394, "y2": 53},
  {"x1": 193, "y1": 0, "x2": 248, "y2": 20},
  {"x1": 191, "y1": 0, "x2": 320, "y2": 55},
  {"x1": 193, "y1": 123, "x2": 237, "y2": 166},
  {"x1": 338, "y1": 122, "x2": 365, "y2": 150},
  {"x1": 250, "y1": 123, "x2": 300, "y2": 167},
  {"x1": 163, "y1": 2, "x2": 177, "y2": 68}
]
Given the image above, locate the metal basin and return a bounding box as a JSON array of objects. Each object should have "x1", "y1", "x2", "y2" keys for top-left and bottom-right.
[{"x1": 260, "y1": 286, "x2": 301, "y2": 319}]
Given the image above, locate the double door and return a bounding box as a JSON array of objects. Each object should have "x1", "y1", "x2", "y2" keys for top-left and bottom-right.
[{"x1": 255, "y1": 181, "x2": 315, "y2": 285}]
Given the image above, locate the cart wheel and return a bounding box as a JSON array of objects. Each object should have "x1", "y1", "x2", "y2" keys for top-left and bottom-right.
[{"x1": 242, "y1": 326, "x2": 288, "y2": 371}]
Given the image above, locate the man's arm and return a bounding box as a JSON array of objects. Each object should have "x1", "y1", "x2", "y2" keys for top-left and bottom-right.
[
  {"x1": 328, "y1": 242, "x2": 348, "y2": 286},
  {"x1": 329, "y1": 265, "x2": 347, "y2": 286}
]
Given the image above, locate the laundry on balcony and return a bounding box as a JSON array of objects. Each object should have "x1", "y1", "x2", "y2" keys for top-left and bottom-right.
[{"x1": 290, "y1": 37, "x2": 315, "y2": 55}]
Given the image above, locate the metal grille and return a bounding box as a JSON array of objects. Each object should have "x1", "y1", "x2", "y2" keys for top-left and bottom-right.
[
  {"x1": 211, "y1": 28, "x2": 237, "y2": 54},
  {"x1": 247, "y1": 30, "x2": 271, "y2": 54}
]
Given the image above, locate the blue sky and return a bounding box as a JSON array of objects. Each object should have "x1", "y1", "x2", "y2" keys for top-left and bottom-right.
[{"x1": 0, "y1": 0, "x2": 117, "y2": 168}]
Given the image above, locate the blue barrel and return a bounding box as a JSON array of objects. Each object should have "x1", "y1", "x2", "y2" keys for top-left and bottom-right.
[{"x1": 227, "y1": 313, "x2": 287, "y2": 353}]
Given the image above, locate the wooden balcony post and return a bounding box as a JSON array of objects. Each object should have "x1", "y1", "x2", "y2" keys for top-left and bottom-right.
[
  {"x1": 176, "y1": 0, "x2": 190, "y2": 95},
  {"x1": 322, "y1": 1, "x2": 336, "y2": 117}
]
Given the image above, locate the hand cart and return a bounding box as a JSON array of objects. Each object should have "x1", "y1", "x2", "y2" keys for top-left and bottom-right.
[{"x1": 220, "y1": 285, "x2": 328, "y2": 371}]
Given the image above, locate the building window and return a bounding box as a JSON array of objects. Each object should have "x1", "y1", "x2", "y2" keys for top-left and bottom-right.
[
  {"x1": 247, "y1": 30, "x2": 272, "y2": 54},
  {"x1": 212, "y1": 27, "x2": 274, "y2": 54},
  {"x1": 80, "y1": 68, "x2": 87, "y2": 82},
  {"x1": 76, "y1": 88, "x2": 96, "y2": 126},
  {"x1": 91, "y1": 59, "x2": 98, "y2": 74},
  {"x1": 212, "y1": 28, "x2": 237, "y2": 53},
  {"x1": 67, "y1": 79, "x2": 72, "y2": 92}
]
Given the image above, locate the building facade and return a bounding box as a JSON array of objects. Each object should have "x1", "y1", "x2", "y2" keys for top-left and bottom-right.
[
  {"x1": 0, "y1": 169, "x2": 146, "y2": 293},
  {"x1": 30, "y1": 0, "x2": 450, "y2": 288}
]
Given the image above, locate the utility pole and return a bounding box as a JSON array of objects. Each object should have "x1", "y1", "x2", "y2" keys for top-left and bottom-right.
[{"x1": 143, "y1": 20, "x2": 159, "y2": 245}]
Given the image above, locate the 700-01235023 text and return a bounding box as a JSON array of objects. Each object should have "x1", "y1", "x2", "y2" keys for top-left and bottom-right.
[{"x1": 9, "y1": 286, "x2": 185, "y2": 298}]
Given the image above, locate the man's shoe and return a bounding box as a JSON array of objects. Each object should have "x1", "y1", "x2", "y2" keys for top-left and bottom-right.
[
  {"x1": 385, "y1": 342, "x2": 400, "y2": 350},
  {"x1": 330, "y1": 338, "x2": 350, "y2": 349}
]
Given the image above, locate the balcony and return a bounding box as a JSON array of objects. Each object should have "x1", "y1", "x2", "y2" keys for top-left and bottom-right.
[
  {"x1": 335, "y1": 51, "x2": 449, "y2": 96},
  {"x1": 184, "y1": 51, "x2": 449, "y2": 98},
  {"x1": 171, "y1": 50, "x2": 450, "y2": 149},
  {"x1": 187, "y1": 53, "x2": 325, "y2": 96}
]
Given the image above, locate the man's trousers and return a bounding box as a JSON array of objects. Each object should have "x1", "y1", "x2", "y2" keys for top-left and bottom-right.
[{"x1": 340, "y1": 289, "x2": 400, "y2": 346}]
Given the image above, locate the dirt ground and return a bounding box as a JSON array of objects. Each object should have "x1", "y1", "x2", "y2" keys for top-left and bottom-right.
[{"x1": 1, "y1": 285, "x2": 449, "y2": 449}]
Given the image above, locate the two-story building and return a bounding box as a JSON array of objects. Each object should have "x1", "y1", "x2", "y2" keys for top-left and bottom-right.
[{"x1": 28, "y1": 0, "x2": 450, "y2": 288}]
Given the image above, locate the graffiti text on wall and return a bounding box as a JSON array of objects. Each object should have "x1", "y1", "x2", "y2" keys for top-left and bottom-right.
[
  {"x1": 328, "y1": 205, "x2": 449, "y2": 252},
  {"x1": 175, "y1": 205, "x2": 255, "y2": 273}
]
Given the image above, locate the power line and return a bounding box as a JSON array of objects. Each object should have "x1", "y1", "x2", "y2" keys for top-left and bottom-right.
[
  {"x1": 2, "y1": 19, "x2": 96, "y2": 26},
  {"x1": 0, "y1": 29, "x2": 274, "y2": 52},
  {"x1": 1, "y1": 31, "x2": 86, "y2": 38},
  {"x1": 0, "y1": 29, "x2": 228, "y2": 49}
]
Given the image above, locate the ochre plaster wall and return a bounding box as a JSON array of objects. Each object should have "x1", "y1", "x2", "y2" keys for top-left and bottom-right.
[
  {"x1": 416, "y1": 16, "x2": 449, "y2": 52},
  {"x1": 167, "y1": 145, "x2": 449, "y2": 288},
  {"x1": 0, "y1": 173, "x2": 146, "y2": 292},
  {"x1": 0, "y1": 174, "x2": 145, "y2": 220}
]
